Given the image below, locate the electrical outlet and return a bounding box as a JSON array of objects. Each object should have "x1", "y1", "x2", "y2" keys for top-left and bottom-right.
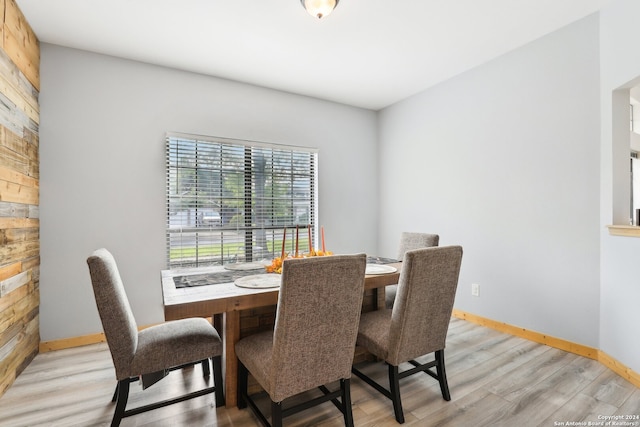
[{"x1": 471, "y1": 283, "x2": 480, "y2": 297}]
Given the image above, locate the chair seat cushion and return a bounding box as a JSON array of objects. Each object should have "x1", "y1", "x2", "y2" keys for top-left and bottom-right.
[
  {"x1": 235, "y1": 330, "x2": 274, "y2": 395},
  {"x1": 356, "y1": 309, "x2": 392, "y2": 361},
  {"x1": 128, "y1": 317, "x2": 222, "y2": 377}
]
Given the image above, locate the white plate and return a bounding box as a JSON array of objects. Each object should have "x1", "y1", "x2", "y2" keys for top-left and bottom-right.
[
  {"x1": 365, "y1": 264, "x2": 397, "y2": 275},
  {"x1": 224, "y1": 262, "x2": 268, "y2": 271},
  {"x1": 234, "y1": 274, "x2": 281, "y2": 288}
]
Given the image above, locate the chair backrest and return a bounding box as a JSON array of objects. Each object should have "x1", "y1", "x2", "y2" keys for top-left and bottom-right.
[
  {"x1": 388, "y1": 246, "x2": 463, "y2": 365},
  {"x1": 269, "y1": 254, "x2": 367, "y2": 402},
  {"x1": 397, "y1": 232, "x2": 439, "y2": 260},
  {"x1": 87, "y1": 248, "x2": 139, "y2": 379}
]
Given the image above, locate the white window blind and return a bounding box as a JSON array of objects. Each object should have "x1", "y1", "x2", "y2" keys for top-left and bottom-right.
[{"x1": 166, "y1": 133, "x2": 318, "y2": 268}]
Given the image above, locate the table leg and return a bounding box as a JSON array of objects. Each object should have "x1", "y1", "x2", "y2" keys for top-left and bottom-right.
[
  {"x1": 375, "y1": 286, "x2": 386, "y2": 310},
  {"x1": 224, "y1": 310, "x2": 241, "y2": 408}
]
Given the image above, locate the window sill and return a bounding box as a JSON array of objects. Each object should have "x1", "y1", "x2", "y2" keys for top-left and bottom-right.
[{"x1": 607, "y1": 225, "x2": 640, "y2": 237}]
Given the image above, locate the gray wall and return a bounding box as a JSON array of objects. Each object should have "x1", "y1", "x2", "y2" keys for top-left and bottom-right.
[
  {"x1": 377, "y1": 14, "x2": 601, "y2": 347},
  {"x1": 599, "y1": 0, "x2": 640, "y2": 375},
  {"x1": 39, "y1": 44, "x2": 378, "y2": 341}
]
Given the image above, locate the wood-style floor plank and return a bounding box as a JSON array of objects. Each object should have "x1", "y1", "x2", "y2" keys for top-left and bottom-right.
[{"x1": 0, "y1": 318, "x2": 639, "y2": 426}]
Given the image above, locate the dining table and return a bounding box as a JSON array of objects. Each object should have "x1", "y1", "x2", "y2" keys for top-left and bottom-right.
[{"x1": 161, "y1": 257, "x2": 401, "y2": 408}]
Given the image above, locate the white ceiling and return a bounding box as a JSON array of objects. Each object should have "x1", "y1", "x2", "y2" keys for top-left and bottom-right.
[{"x1": 16, "y1": 0, "x2": 609, "y2": 110}]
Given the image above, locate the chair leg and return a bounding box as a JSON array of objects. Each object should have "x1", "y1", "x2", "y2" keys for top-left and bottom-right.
[
  {"x1": 388, "y1": 365, "x2": 405, "y2": 424},
  {"x1": 212, "y1": 355, "x2": 225, "y2": 407},
  {"x1": 340, "y1": 378, "x2": 355, "y2": 427},
  {"x1": 435, "y1": 350, "x2": 451, "y2": 401},
  {"x1": 271, "y1": 400, "x2": 283, "y2": 427},
  {"x1": 112, "y1": 377, "x2": 137, "y2": 403},
  {"x1": 201, "y1": 358, "x2": 210, "y2": 377},
  {"x1": 111, "y1": 382, "x2": 119, "y2": 403},
  {"x1": 237, "y1": 361, "x2": 248, "y2": 409},
  {"x1": 111, "y1": 379, "x2": 130, "y2": 427}
]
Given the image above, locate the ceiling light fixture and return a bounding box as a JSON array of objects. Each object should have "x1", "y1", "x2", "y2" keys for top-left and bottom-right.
[{"x1": 301, "y1": 0, "x2": 339, "y2": 20}]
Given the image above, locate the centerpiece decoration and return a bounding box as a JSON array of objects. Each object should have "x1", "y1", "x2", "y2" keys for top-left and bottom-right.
[{"x1": 265, "y1": 225, "x2": 332, "y2": 274}]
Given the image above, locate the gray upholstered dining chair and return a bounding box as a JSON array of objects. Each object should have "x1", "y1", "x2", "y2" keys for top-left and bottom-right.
[
  {"x1": 235, "y1": 254, "x2": 367, "y2": 427},
  {"x1": 86, "y1": 248, "x2": 224, "y2": 427},
  {"x1": 385, "y1": 232, "x2": 440, "y2": 309},
  {"x1": 352, "y1": 245, "x2": 463, "y2": 424}
]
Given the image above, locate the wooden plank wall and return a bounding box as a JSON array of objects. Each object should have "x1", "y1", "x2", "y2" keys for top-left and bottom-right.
[{"x1": 0, "y1": 0, "x2": 40, "y2": 398}]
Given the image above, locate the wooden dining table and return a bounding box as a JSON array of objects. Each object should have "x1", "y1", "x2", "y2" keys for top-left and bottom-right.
[{"x1": 161, "y1": 260, "x2": 401, "y2": 408}]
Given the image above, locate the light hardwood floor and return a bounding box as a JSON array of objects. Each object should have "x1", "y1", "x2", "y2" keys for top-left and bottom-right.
[{"x1": 1, "y1": 318, "x2": 639, "y2": 427}]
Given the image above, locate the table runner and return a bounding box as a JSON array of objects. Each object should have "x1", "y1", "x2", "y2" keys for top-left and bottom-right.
[{"x1": 174, "y1": 256, "x2": 400, "y2": 288}]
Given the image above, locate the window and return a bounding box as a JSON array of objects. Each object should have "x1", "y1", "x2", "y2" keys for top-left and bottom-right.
[
  {"x1": 632, "y1": 152, "x2": 639, "y2": 224},
  {"x1": 609, "y1": 83, "x2": 640, "y2": 235},
  {"x1": 166, "y1": 133, "x2": 318, "y2": 268},
  {"x1": 631, "y1": 92, "x2": 640, "y2": 225}
]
